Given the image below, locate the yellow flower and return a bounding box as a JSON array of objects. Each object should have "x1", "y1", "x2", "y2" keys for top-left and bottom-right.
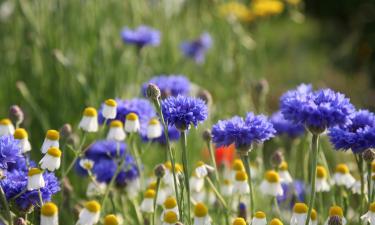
[
  {"x1": 219, "y1": 2, "x2": 254, "y2": 22},
  {"x1": 252, "y1": 0, "x2": 284, "y2": 17},
  {"x1": 286, "y1": 0, "x2": 301, "y2": 6}
]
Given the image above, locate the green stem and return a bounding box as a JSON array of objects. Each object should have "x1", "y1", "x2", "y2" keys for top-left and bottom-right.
[
  {"x1": 206, "y1": 140, "x2": 220, "y2": 184},
  {"x1": 152, "y1": 178, "x2": 161, "y2": 225},
  {"x1": 368, "y1": 162, "x2": 372, "y2": 204},
  {"x1": 240, "y1": 153, "x2": 255, "y2": 217},
  {"x1": 305, "y1": 134, "x2": 320, "y2": 225},
  {"x1": 61, "y1": 132, "x2": 87, "y2": 180},
  {"x1": 181, "y1": 130, "x2": 191, "y2": 225},
  {"x1": 205, "y1": 177, "x2": 228, "y2": 210},
  {"x1": 0, "y1": 186, "x2": 12, "y2": 225},
  {"x1": 101, "y1": 158, "x2": 126, "y2": 207},
  {"x1": 38, "y1": 189, "x2": 44, "y2": 206},
  {"x1": 273, "y1": 197, "x2": 280, "y2": 217},
  {"x1": 354, "y1": 154, "x2": 366, "y2": 220}
]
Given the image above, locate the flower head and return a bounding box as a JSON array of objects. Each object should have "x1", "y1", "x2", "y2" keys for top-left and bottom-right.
[
  {"x1": 280, "y1": 84, "x2": 354, "y2": 133},
  {"x1": 162, "y1": 95, "x2": 208, "y2": 130},
  {"x1": 121, "y1": 25, "x2": 160, "y2": 48},
  {"x1": 180, "y1": 33, "x2": 212, "y2": 64},
  {"x1": 329, "y1": 110, "x2": 375, "y2": 153},
  {"x1": 0, "y1": 135, "x2": 22, "y2": 169},
  {"x1": 212, "y1": 113, "x2": 275, "y2": 150},
  {"x1": 142, "y1": 75, "x2": 190, "y2": 98},
  {"x1": 270, "y1": 111, "x2": 305, "y2": 138}
]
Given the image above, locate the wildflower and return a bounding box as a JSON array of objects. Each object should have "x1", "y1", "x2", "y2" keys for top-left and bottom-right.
[
  {"x1": 219, "y1": 2, "x2": 254, "y2": 22},
  {"x1": 352, "y1": 180, "x2": 367, "y2": 194},
  {"x1": 162, "y1": 95, "x2": 208, "y2": 130},
  {"x1": 211, "y1": 113, "x2": 275, "y2": 151},
  {"x1": 79, "y1": 107, "x2": 98, "y2": 132},
  {"x1": 193, "y1": 202, "x2": 211, "y2": 225},
  {"x1": 280, "y1": 84, "x2": 354, "y2": 134},
  {"x1": 190, "y1": 173, "x2": 205, "y2": 193},
  {"x1": 270, "y1": 111, "x2": 305, "y2": 138},
  {"x1": 27, "y1": 168, "x2": 45, "y2": 190},
  {"x1": 260, "y1": 170, "x2": 283, "y2": 196},
  {"x1": 310, "y1": 209, "x2": 318, "y2": 225},
  {"x1": 147, "y1": 118, "x2": 162, "y2": 139},
  {"x1": 142, "y1": 75, "x2": 190, "y2": 98},
  {"x1": 270, "y1": 218, "x2": 283, "y2": 225},
  {"x1": 361, "y1": 202, "x2": 375, "y2": 225},
  {"x1": 140, "y1": 189, "x2": 155, "y2": 213},
  {"x1": 154, "y1": 164, "x2": 166, "y2": 178},
  {"x1": 0, "y1": 135, "x2": 22, "y2": 169},
  {"x1": 41, "y1": 202, "x2": 58, "y2": 225},
  {"x1": 290, "y1": 203, "x2": 308, "y2": 225},
  {"x1": 194, "y1": 161, "x2": 214, "y2": 178},
  {"x1": 79, "y1": 159, "x2": 95, "y2": 171},
  {"x1": 180, "y1": 33, "x2": 212, "y2": 64},
  {"x1": 163, "y1": 211, "x2": 179, "y2": 225},
  {"x1": 41, "y1": 130, "x2": 60, "y2": 154},
  {"x1": 215, "y1": 144, "x2": 235, "y2": 168},
  {"x1": 278, "y1": 162, "x2": 293, "y2": 184},
  {"x1": 163, "y1": 161, "x2": 182, "y2": 189},
  {"x1": 0, "y1": 118, "x2": 14, "y2": 136},
  {"x1": 222, "y1": 179, "x2": 233, "y2": 196},
  {"x1": 146, "y1": 83, "x2": 161, "y2": 100},
  {"x1": 233, "y1": 171, "x2": 249, "y2": 195},
  {"x1": 9, "y1": 105, "x2": 24, "y2": 126},
  {"x1": 102, "y1": 99, "x2": 117, "y2": 120},
  {"x1": 278, "y1": 180, "x2": 305, "y2": 205},
  {"x1": 86, "y1": 181, "x2": 106, "y2": 197},
  {"x1": 252, "y1": 0, "x2": 284, "y2": 17},
  {"x1": 13, "y1": 128, "x2": 31, "y2": 153},
  {"x1": 103, "y1": 214, "x2": 120, "y2": 225},
  {"x1": 251, "y1": 211, "x2": 267, "y2": 225},
  {"x1": 76, "y1": 200, "x2": 101, "y2": 225},
  {"x1": 161, "y1": 196, "x2": 179, "y2": 220},
  {"x1": 40, "y1": 147, "x2": 62, "y2": 171},
  {"x1": 332, "y1": 164, "x2": 355, "y2": 188},
  {"x1": 107, "y1": 120, "x2": 126, "y2": 142},
  {"x1": 329, "y1": 110, "x2": 375, "y2": 154},
  {"x1": 232, "y1": 217, "x2": 246, "y2": 225},
  {"x1": 147, "y1": 180, "x2": 166, "y2": 204},
  {"x1": 121, "y1": 25, "x2": 160, "y2": 48},
  {"x1": 230, "y1": 159, "x2": 245, "y2": 180},
  {"x1": 324, "y1": 206, "x2": 346, "y2": 225},
  {"x1": 124, "y1": 113, "x2": 140, "y2": 133},
  {"x1": 316, "y1": 166, "x2": 330, "y2": 192}
]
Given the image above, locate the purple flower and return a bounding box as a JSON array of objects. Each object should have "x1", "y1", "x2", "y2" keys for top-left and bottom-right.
[
  {"x1": 161, "y1": 95, "x2": 208, "y2": 130},
  {"x1": 121, "y1": 25, "x2": 160, "y2": 48},
  {"x1": 141, "y1": 75, "x2": 190, "y2": 98},
  {"x1": 180, "y1": 32, "x2": 212, "y2": 64},
  {"x1": 211, "y1": 113, "x2": 275, "y2": 149},
  {"x1": 280, "y1": 84, "x2": 355, "y2": 133},
  {"x1": 329, "y1": 110, "x2": 375, "y2": 153},
  {"x1": 0, "y1": 135, "x2": 22, "y2": 169},
  {"x1": 277, "y1": 180, "x2": 305, "y2": 209},
  {"x1": 270, "y1": 111, "x2": 305, "y2": 138}
]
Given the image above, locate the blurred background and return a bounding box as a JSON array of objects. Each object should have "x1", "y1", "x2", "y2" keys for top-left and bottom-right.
[{"x1": 0, "y1": 0, "x2": 375, "y2": 145}]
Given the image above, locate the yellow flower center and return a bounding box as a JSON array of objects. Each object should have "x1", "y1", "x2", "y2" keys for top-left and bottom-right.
[
  {"x1": 194, "y1": 202, "x2": 208, "y2": 217},
  {"x1": 196, "y1": 161, "x2": 205, "y2": 167},
  {"x1": 316, "y1": 166, "x2": 327, "y2": 178},
  {"x1": 293, "y1": 203, "x2": 308, "y2": 214},
  {"x1": 164, "y1": 197, "x2": 177, "y2": 209},
  {"x1": 110, "y1": 120, "x2": 123, "y2": 128},
  {"x1": 164, "y1": 211, "x2": 178, "y2": 223},
  {"x1": 0, "y1": 118, "x2": 11, "y2": 125},
  {"x1": 148, "y1": 181, "x2": 157, "y2": 190},
  {"x1": 269, "y1": 218, "x2": 283, "y2": 225},
  {"x1": 311, "y1": 209, "x2": 317, "y2": 221},
  {"x1": 232, "y1": 218, "x2": 246, "y2": 225},
  {"x1": 252, "y1": 0, "x2": 284, "y2": 17},
  {"x1": 28, "y1": 168, "x2": 42, "y2": 176},
  {"x1": 104, "y1": 214, "x2": 119, "y2": 225},
  {"x1": 144, "y1": 189, "x2": 156, "y2": 198},
  {"x1": 105, "y1": 99, "x2": 117, "y2": 107},
  {"x1": 41, "y1": 202, "x2": 58, "y2": 217},
  {"x1": 83, "y1": 162, "x2": 93, "y2": 170},
  {"x1": 235, "y1": 171, "x2": 248, "y2": 181},
  {"x1": 335, "y1": 164, "x2": 349, "y2": 174},
  {"x1": 85, "y1": 201, "x2": 101, "y2": 213},
  {"x1": 47, "y1": 147, "x2": 62, "y2": 158},
  {"x1": 175, "y1": 164, "x2": 183, "y2": 173},
  {"x1": 279, "y1": 162, "x2": 288, "y2": 171},
  {"x1": 148, "y1": 118, "x2": 159, "y2": 125},
  {"x1": 329, "y1": 206, "x2": 343, "y2": 217},
  {"x1": 223, "y1": 179, "x2": 231, "y2": 185},
  {"x1": 126, "y1": 113, "x2": 138, "y2": 121},
  {"x1": 14, "y1": 128, "x2": 28, "y2": 139},
  {"x1": 233, "y1": 159, "x2": 244, "y2": 171},
  {"x1": 370, "y1": 202, "x2": 375, "y2": 212},
  {"x1": 46, "y1": 130, "x2": 59, "y2": 140},
  {"x1": 254, "y1": 211, "x2": 266, "y2": 219},
  {"x1": 83, "y1": 107, "x2": 97, "y2": 117},
  {"x1": 164, "y1": 161, "x2": 172, "y2": 170},
  {"x1": 265, "y1": 170, "x2": 279, "y2": 183}
]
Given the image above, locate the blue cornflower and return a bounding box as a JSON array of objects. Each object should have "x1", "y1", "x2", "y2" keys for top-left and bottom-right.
[
  {"x1": 180, "y1": 32, "x2": 212, "y2": 64},
  {"x1": 121, "y1": 25, "x2": 160, "y2": 48},
  {"x1": 211, "y1": 113, "x2": 275, "y2": 150},
  {"x1": 0, "y1": 135, "x2": 22, "y2": 169},
  {"x1": 277, "y1": 180, "x2": 305, "y2": 209},
  {"x1": 1, "y1": 169, "x2": 60, "y2": 211},
  {"x1": 161, "y1": 95, "x2": 208, "y2": 130},
  {"x1": 280, "y1": 84, "x2": 355, "y2": 133},
  {"x1": 270, "y1": 111, "x2": 305, "y2": 138},
  {"x1": 141, "y1": 75, "x2": 190, "y2": 98},
  {"x1": 85, "y1": 140, "x2": 126, "y2": 161},
  {"x1": 329, "y1": 110, "x2": 375, "y2": 153}
]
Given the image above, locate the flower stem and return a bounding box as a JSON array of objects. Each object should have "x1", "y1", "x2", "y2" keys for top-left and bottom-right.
[
  {"x1": 38, "y1": 189, "x2": 44, "y2": 206},
  {"x1": 152, "y1": 177, "x2": 161, "y2": 225},
  {"x1": 61, "y1": 132, "x2": 87, "y2": 180},
  {"x1": 0, "y1": 185, "x2": 12, "y2": 225},
  {"x1": 205, "y1": 177, "x2": 228, "y2": 210},
  {"x1": 240, "y1": 153, "x2": 255, "y2": 217},
  {"x1": 273, "y1": 197, "x2": 280, "y2": 217},
  {"x1": 101, "y1": 158, "x2": 126, "y2": 208},
  {"x1": 206, "y1": 140, "x2": 220, "y2": 184},
  {"x1": 368, "y1": 162, "x2": 372, "y2": 204},
  {"x1": 305, "y1": 134, "x2": 320, "y2": 225},
  {"x1": 181, "y1": 130, "x2": 191, "y2": 225},
  {"x1": 354, "y1": 154, "x2": 366, "y2": 220}
]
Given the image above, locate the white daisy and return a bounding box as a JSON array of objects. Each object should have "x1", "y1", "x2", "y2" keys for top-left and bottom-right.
[
  {"x1": 14, "y1": 128, "x2": 31, "y2": 153},
  {"x1": 76, "y1": 201, "x2": 101, "y2": 225},
  {"x1": 251, "y1": 211, "x2": 267, "y2": 225},
  {"x1": 40, "y1": 147, "x2": 62, "y2": 171},
  {"x1": 27, "y1": 168, "x2": 45, "y2": 191},
  {"x1": 107, "y1": 120, "x2": 126, "y2": 142},
  {"x1": 290, "y1": 203, "x2": 308, "y2": 225},
  {"x1": 316, "y1": 166, "x2": 330, "y2": 192},
  {"x1": 361, "y1": 202, "x2": 375, "y2": 225},
  {"x1": 41, "y1": 202, "x2": 58, "y2": 225},
  {"x1": 41, "y1": 129, "x2": 60, "y2": 154},
  {"x1": 259, "y1": 170, "x2": 283, "y2": 197},
  {"x1": 124, "y1": 113, "x2": 140, "y2": 133},
  {"x1": 140, "y1": 189, "x2": 155, "y2": 213},
  {"x1": 279, "y1": 162, "x2": 293, "y2": 184},
  {"x1": 147, "y1": 118, "x2": 162, "y2": 139},
  {"x1": 102, "y1": 99, "x2": 117, "y2": 120},
  {"x1": 79, "y1": 107, "x2": 98, "y2": 132},
  {"x1": 332, "y1": 164, "x2": 355, "y2": 189},
  {"x1": 0, "y1": 118, "x2": 14, "y2": 136},
  {"x1": 193, "y1": 202, "x2": 211, "y2": 225}
]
